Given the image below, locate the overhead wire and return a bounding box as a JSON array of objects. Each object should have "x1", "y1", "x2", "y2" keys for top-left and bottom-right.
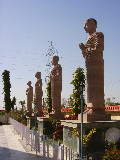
[{"x1": 0, "y1": 32, "x2": 120, "y2": 102}]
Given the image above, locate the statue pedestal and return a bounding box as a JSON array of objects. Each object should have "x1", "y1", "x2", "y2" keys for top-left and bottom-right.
[
  {"x1": 37, "y1": 115, "x2": 53, "y2": 136},
  {"x1": 79, "y1": 109, "x2": 111, "y2": 122},
  {"x1": 35, "y1": 111, "x2": 43, "y2": 117},
  {"x1": 26, "y1": 116, "x2": 36, "y2": 129},
  {"x1": 61, "y1": 119, "x2": 120, "y2": 160},
  {"x1": 87, "y1": 113, "x2": 111, "y2": 122},
  {"x1": 49, "y1": 112, "x2": 64, "y2": 118},
  {"x1": 26, "y1": 111, "x2": 32, "y2": 117},
  {"x1": 37, "y1": 114, "x2": 63, "y2": 137}
]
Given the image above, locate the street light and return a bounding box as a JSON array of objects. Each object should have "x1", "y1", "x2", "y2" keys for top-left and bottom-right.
[
  {"x1": 34, "y1": 100, "x2": 37, "y2": 130},
  {"x1": 22, "y1": 105, "x2": 25, "y2": 122},
  {"x1": 80, "y1": 82, "x2": 84, "y2": 160},
  {"x1": 34, "y1": 100, "x2": 37, "y2": 156}
]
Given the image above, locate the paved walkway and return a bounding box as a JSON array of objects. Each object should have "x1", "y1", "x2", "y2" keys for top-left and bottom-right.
[{"x1": 0, "y1": 125, "x2": 44, "y2": 160}]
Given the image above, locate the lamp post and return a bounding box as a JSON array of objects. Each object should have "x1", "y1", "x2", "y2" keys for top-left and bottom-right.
[
  {"x1": 80, "y1": 82, "x2": 84, "y2": 160},
  {"x1": 21, "y1": 105, "x2": 25, "y2": 123},
  {"x1": 34, "y1": 101, "x2": 37, "y2": 130},
  {"x1": 34, "y1": 100, "x2": 37, "y2": 156}
]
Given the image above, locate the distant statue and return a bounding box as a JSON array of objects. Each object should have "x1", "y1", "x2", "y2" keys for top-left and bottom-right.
[
  {"x1": 50, "y1": 56, "x2": 62, "y2": 114},
  {"x1": 35, "y1": 71, "x2": 43, "y2": 115},
  {"x1": 79, "y1": 18, "x2": 105, "y2": 114},
  {"x1": 26, "y1": 81, "x2": 33, "y2": 115}
]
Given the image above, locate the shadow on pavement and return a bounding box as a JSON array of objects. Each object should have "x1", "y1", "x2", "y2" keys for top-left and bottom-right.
[{"x1": 0, "y1": 146, "x2": 54, "y2": 160}]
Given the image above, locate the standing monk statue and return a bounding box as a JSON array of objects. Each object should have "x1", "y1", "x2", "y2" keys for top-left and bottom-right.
[
  {"x1": 79, "y1": 18, "x2": 106, "y2": 117},
  {"x1": 50, "y1": 56, "x2": 62, "y2": 114},
  {"x1": 26, "y1": 81, "x2": 33, "y2": 115},
  {"x1": 35, "y1": 72, "x2": 43, "y2": 116}
]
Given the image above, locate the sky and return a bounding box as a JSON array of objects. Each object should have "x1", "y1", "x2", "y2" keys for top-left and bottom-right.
[{"x1": 0, "y1": 0, "x2": 120, "y2": 109}]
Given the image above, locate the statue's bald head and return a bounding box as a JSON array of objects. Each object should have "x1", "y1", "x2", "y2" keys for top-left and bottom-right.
[
  {"x1": 27, "y1": 81, "x2": 31, "y2": 86},
  {"x1": 35, "y1": 71, "x2": 41, "y2": 79},
  {"x1": 85, "y1": 18, "x2": 97, "y2": 28},
  {"x1": 52, "y1": 56, "x2": 59, "y2": 61},
  {"x1": 51, "y1": 56, "x2": 59, "y2": 65},
  {"x1": 84, "y1": 18, "x2": 97, "y2": 34}
]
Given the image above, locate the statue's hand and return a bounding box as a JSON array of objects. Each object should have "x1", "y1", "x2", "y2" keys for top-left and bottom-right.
[
  {"x1": 79, "y1": 43, "x2": 86, "y2": 58},
  {"x1": 79, "y1": 43, "x2": 86, "y2": 51}
]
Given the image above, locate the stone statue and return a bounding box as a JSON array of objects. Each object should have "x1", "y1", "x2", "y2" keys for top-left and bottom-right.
[
  {"x1": 35, "y1": 71, "x2": 43, "y2": 115},
  {"x1": 79, "y1": 18, "x2": 105, "y2": 114},
  {"x1": 26, "y1": 81, "x2": 33, "y2": 115},
  {"x1": 50, "y1": 56, "x2": 62, "y2": 114}
]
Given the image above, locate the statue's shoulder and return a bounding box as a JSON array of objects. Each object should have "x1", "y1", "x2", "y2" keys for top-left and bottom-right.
[
  {"x1": 94, "y1": 32, "x2": 104, "y2": 38},
  {"x1": 57, "y1": 64, "x2": 62, "y2": 68}
]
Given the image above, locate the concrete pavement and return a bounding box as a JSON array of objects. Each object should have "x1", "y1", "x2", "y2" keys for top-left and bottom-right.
[{"x1": 0, "y1": 125, "x2": 44, "y2": 160}]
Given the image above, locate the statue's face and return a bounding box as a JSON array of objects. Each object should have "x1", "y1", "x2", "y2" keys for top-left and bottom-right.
[
  {"x1": 52, "y1": 58, "x2": 58, "y2": 65},
  {"x1": 84, "y1": 19, "x2": 96, "y2": 33},
  {"x1": 35, "y1": 72, "x2": 41, "y2": 79},
  {"x1": 27, "y1": 81, "x2": 31, "y2": 86}
]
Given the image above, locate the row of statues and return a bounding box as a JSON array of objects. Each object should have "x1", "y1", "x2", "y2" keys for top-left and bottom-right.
[
  {"x1": 26, "y1": 18, "x2": 110, "y2": 121},
  {"x1": 26, "y1": 72, "x2": 43, "y2": 116},
  {"x1": 26, "y1": 56, "x2": 62, "y2": 116}
]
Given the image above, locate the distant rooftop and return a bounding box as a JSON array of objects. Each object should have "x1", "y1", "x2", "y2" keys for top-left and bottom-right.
[{"x1": 105, "y1": 105, "x2": 120, "y2": 111}]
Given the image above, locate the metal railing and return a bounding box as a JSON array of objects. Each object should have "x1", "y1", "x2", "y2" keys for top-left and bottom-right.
[{"x1": 9, "y1": 118, "x2": 86, "y2": 160}]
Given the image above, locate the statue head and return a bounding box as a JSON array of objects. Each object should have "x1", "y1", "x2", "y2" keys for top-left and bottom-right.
[
  {"x1": 27, "y1": 81, "x2": 32, "y2": 86},
  {"x1": 51, "y1": 56, "x2": 59, "y2": 65},
  {"x1": 84, "y1": 18, "x2": 97, "y2": 34},
  {"x1": 35, "y1": 71, "x2": 41, "y2": 79}
]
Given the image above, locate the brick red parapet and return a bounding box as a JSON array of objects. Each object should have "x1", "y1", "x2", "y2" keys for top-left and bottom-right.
[
  {"x1": 61, "y1": 108, "x2": 72, "y2": 112},
  {"x1": 105, "y1": 105, "x2": 120, "y2": 111},
  {"x1": 42, "y1": 106, "x2": 120, "y2": 114},
  {"x1": 0, "y1": 110, "x2": 5, "y2": 112},
  {"x1": 2, "y1": 106, "x2": 120, "y2": 114},
  {"x1": 84, "y1": 106, "x2": 120, "y2": 112}
]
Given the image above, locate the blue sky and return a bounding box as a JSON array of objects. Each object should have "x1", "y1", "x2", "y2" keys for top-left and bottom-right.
[{"x1": 0, "y1": 0, "x2": 120, "y2": 109}]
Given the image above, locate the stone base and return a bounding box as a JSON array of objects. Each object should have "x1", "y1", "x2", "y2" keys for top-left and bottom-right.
[
  {"x1": 50, "y1": 112, "x2": 64, "y2": 118},
  {"x1": 87, "y1": 113, "x2": 111, "y2": 122},
  {"x1": 26, "y1": 116, "x2": 36, "y2": 129},
  {"x1": 35, "y1": 111, "x2": 43, "y2": 117},
  {"x1": 37, "y1": 116, "x2": 56, "y2": 136},
  {"x1": 78, "y1": 109, "x2": 111, "y2": 122},
  {"x1": 62, "y1": 119, "x2": 120, "y2": 159},
  {"x1": 26, "y1": 111, "x2": 32, "y2": 116},
  {"x1": 37, "y1": 117, "x2": 49, "y2": 135}
]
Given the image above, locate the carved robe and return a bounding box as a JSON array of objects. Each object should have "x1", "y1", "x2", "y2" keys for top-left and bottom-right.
[{"x1": 85, "y1": 32, "x2": 104, "y2": 112}]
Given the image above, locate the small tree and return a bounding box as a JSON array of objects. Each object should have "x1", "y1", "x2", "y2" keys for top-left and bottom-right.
[
  {"x1": 105, "y1": 97, "x2": 120, "y2": 106},
  {"x1": 68, "y1": 94, "x2": 74, "y2": 108},
  {"x1": 70, "y1": 67, "x2": 85, "y2": 114},
  {"x1": 61, "y1": 98, "x2": 68, "y2": 108},
  {"x1": 19, "y1": 100, "x2": 26, "y2": 121},
  {"x1": 11, "y1": 96, "x2": 16, "y2": 110},
  {"x1": 2, "y1": 70, "x2": 11, "y2": 113},
  {"x1": 32, "y1": 93, "x2": 37, "y2": 113},
  {"x1": 19, "y1": 100, "x2": 25, "y2": 106},
  {"x1": 45, "y1": 81, "x2": 52, "y2": 113}
]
